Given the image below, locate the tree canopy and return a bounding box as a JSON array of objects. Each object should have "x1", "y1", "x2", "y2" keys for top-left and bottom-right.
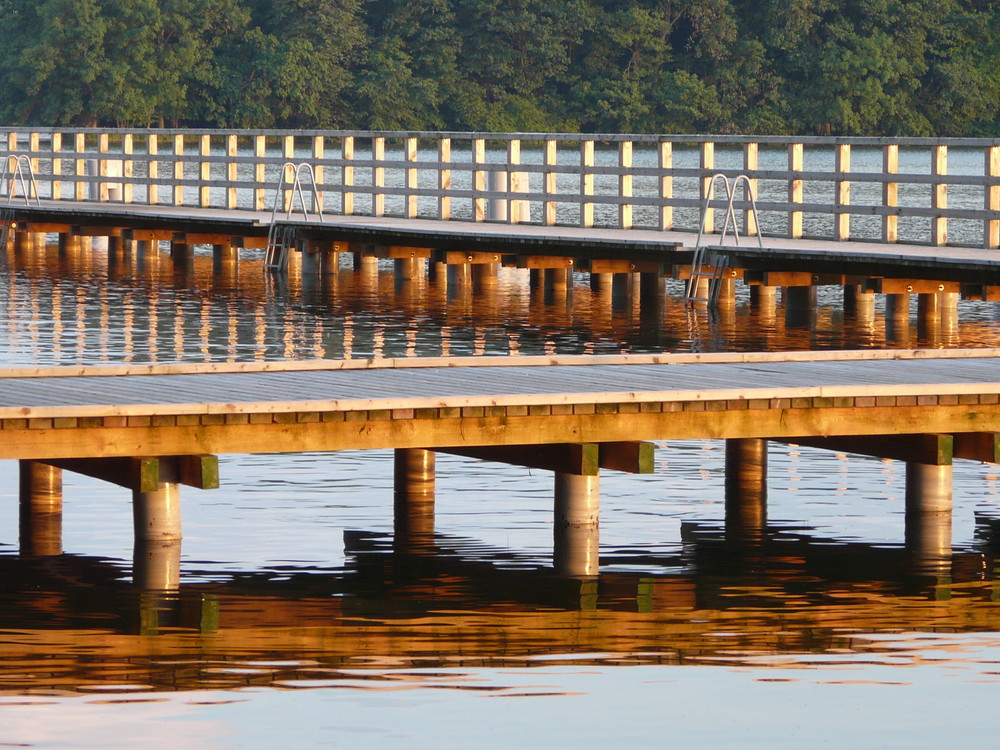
[{"x1": 0, "y1": 0, "x2": 996, "y2": 135}]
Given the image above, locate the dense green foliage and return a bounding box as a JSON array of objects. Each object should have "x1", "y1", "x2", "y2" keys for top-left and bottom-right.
[{"x1": 0, "y1": 0, "x2": 997, "y2": 135}]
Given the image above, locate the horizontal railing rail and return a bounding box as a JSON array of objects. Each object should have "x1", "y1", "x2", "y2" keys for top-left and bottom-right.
[{"x1": 1, "y1": 128, "x2": 998, "y2": 249}]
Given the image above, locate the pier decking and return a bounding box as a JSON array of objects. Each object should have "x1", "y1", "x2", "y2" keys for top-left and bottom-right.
[{"x1": 7, "y1": 349, "x2": 1000, "y2": 582}]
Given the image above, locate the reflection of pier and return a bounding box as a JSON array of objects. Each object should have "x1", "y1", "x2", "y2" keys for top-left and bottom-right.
[
  {"x1": 5, "y1": 350, "x2": 1000, "y2": 579},
  {"x1": 1, "y1": 521, "x2": 998, "y2": 693}
]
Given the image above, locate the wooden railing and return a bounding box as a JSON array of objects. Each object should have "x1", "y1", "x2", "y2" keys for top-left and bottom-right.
[{"x1": 2, "y1": 128, "x2": 999, "y2": 248}]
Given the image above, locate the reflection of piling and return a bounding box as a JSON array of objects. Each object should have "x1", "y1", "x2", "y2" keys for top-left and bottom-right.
[
  {"x1": 885, "y1": 293, "x2": 910, "y2": 344},
  {"x1": 905, "y1": 461, "x2": 952, "y2": 580},
  {"x1": 394, "y1": 448, "x2": 435, "y2": 553},
  {"x1": 554, "y1": 473, "x2": 599, "y2": 577},
  {"x1": 133, "y1": 539, "x2": 181, "y2": 591},
  {"x1": 18, "y1": 460, "x2": 62, "y2": 557},
  {"x1": 724, "y1": 439, "x2": 767, "y2": 542}
]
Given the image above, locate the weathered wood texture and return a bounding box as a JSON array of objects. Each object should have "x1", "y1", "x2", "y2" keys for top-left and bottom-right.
[
  {"x1": 3, "y1": 128, "x2": 999, "y2": 248},
  {"x1": 1, "y1": 351, "x2": 999, "y2": 461}
]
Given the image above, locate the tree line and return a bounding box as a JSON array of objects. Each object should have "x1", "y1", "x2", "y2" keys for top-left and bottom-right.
[{"x1": 0, "y1": 0, "x2": 997, "y2": 136}]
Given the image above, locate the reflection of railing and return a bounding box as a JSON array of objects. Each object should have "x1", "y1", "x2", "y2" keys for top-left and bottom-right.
[
  {"x1": 0, "y1": 128, "x2": 998, "y2": 248},
  {"x1": 685, "y1": 174, "x2": 763, "y2": 303}
]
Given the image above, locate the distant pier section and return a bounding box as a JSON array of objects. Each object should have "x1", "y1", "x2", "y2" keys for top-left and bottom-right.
[{"x1": 3, "y1": 128, "x2": 1000, "y2": 316}]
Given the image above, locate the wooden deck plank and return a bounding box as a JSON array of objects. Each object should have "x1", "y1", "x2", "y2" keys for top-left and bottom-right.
[{"x1": 2, "y1": 353, "x2": 1000, "y2": 420}]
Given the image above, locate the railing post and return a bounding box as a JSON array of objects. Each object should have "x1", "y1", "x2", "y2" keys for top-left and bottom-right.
[
  {"x1": 986, "y1": 145, "x2": 999, "y2": 249},
  {"x1": 438, "y1": 137, "x2": 451, "y2": 220},
  {"x1": 544, "y1": 139, "x2": 557, "y2": 226},
  {"x1": 148, "y1": 133, "x2": 159, "y2": 205},
  {"x1": 619, "y1": 140, "x2": 633, "y2": 229},
  {"x1": 74, "y1": 133, "x2": 87, "y2": 201},
  {"x1": 659, "y1": 141, "x2": 673, "y2": 231},
  {"x1": 283, "y1": 134, "x2": 295, "y2": 211},
  {"x1": 51, "y1": 132, "x2": 63, "y2": 201},
  {"x1": 28, "y1": 132, "x2": 39, "y2": 188},
  {"x1": 226, "y1": 134, "x2": 239, "y2": 210},
  {"x1": 883, "y1": 144, "x2": 898, "y2": 243},
  {"x1": 835, "y1": 143, "x2": 851, "y2": 241},
  {"x1": 253, "y1": 134, "x2": 266, "y2": 211},
  {"x1": 788, "y1": 142, "x2": 804, "y2": 238},
  {"x1": 932, "y1": 144, "x2": 948, "y2": 246},
  {"x1": 405, "y1": 136, "x2": 419, "y2": 218},
  {"x1": 122, "y1": 133, "x2": 133, "y2": 204},
  {"x1": 199, "y1": 133, "x2": 211, "y2": 208},
  {"x1": 473, "y1": 137, "x2": 486, "y2": 221},
  {"x1": 98, "y1": 132, "x2": 109, "y2": 200},
  {"x1": 173, "y1": 134, "x2": 185, "y2": 206},
  {"x1": 508, "y1": 138, "x2": 523, "y2": 223},
  {"x1": 372, "y1": 135, "x2": 385, "y2": 217},
  {"x1": 312, "y1": 135, "x2": 325, "y2": 210},
  {"x1": 580, "y1": 139, "x2": 594, "y2": 228},
  {"x1": 744, "y1": 142, "x2": 758, "y2": 236},
  {"x1": 342, "y1": 135, "x2": 355, "y2": 215},
  {"x1": 700, "y1": 141, "x2": 715, "y2": 232}
]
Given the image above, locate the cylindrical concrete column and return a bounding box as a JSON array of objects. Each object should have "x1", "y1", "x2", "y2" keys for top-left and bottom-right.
[
  {"x1": 715, "y1": 277, "x2": 736, "y2": 306},
  {"x1": 544, "y1": 267, "x2": 571, "y2": 292},
  {"x1": 301, "y1": 248, "x2": 321, "y2": 277},
  {"x1": 905, "y1": 462, "x2": 953, "y2": 580},
  {"x1": 394, "y1": 256, "x2": 423, "y2": 281},
  {"x1": 58, "y1": 233, "x2": 81, "y2": 256},
  {"x1": 750, "y1": 285, "x2": 777, "y2": 316},
  {"x1": 133, "y1": 539, "x2": 182, "y2": 591},
  {"x1": 170, "y1": 241, "x2": 193, "y2": 271},
  {"x1": 322, "y1": 249, "x2": 342, "y2": 276},
  {"x1": 590, "y1": 273, "x2": 613, "y2": 294},
  {"x1": 639, "y1": 271, "x2": 663, "y2": 302},
  {"x1": 472, "y1": 262, "x2": 499, "y2": 288},
  {"x1": 448, "y1": 263, "x2": 472, "y2": 288},
  {"x1": 847, "y1": 286, "x2": 876, "y2": 320},
  {"x1": 428, "y1": 260, "x2": 447, "y2": 283},
  {"x1": 885, "y1": 293, "x2": 911, "y2": 344},
  {"x1": 213, "y1": 242, "x2": 238, "y2": 267},
  {"x1": 554, "y1": 472, "x2": 600, "y2": 577},
  {"x1": 19, "y1": 460, "x2": 62, "y2": 556},
  {"x1": 905, "y1": 462, "x2": 952, "y2": 515},
  {"x1": 784, "y1": 286, "x2": 817, "y2": 328},
  {"x1": 394, "y1": 449, "x2": 435, "y2": 551},
  {"x1": 133, "y1": 482, "x2": 181, "y2": 543},
  {"x1": 724, "y1": 439, "x2": 767, "y2": 540}
]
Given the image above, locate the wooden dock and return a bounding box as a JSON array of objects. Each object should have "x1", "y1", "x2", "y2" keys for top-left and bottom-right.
[{"x1": 8, "y1": 349, "x2": 1000, "y2": 583}]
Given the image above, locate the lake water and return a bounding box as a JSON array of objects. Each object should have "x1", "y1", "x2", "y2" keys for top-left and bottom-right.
[{"x1": 2, "y1": 243, "x2": 1000, "y2": 748}]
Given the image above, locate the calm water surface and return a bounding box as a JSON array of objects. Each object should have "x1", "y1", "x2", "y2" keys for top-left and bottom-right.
[{"x1": 2, "y1": 244, "x2": 1000, "y2": 748}]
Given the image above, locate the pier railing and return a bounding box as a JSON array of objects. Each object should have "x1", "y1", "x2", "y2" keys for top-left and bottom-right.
[{"x1": 1, "y1": 129, "x2": 998, "y2": 248}]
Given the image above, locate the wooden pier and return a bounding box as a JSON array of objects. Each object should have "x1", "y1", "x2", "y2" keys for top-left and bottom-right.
[
  {"x1": 2, "y1": 127, "x2": 1000, "y2": 325},
  {"x1": 7, "y1": 349, "x2": 1000, "y2": 582}
]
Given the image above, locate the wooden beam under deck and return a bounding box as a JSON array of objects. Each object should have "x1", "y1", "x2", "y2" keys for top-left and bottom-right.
[{"x1": 2, "y1": 352, "x2": 1000, "y2": 462}]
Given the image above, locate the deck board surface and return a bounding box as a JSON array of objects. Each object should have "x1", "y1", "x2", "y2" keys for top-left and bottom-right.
[{"x1": 1, "y1": 354, "x2": 999, "y2": 419}]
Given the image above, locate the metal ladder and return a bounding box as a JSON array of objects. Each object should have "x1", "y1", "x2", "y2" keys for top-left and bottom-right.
[
  {"x1": 264, "y1": 162, "x2": 324, "y2": 272},
  {"x1": 684, "y1": 174, "x2": 763, "y2": 304},
  {"x1": 0, "y1": 155, "x2": 41, "y2": 265}
]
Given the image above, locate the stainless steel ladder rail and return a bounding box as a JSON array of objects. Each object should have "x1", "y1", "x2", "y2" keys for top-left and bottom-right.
[
  {"x1": 0, "y1": 155, "x2": 40, "y2": 267},
  {"x1": 264, "y1": 162, "x2": 325, "y2": 272},
  {"x1": 684, "y1": 173, "x2": 763, "y2": 304}
]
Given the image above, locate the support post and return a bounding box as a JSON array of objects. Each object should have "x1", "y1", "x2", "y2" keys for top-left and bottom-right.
[
  {"x1": 554, "y1": 472, "x2": 599, "y2": 577},
  {"x1": 19, "y1": 460, "x2": 62, "y2": 556},
  {"x1": 784, "y1": 285, "x2": 816, "y2": 328}
]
